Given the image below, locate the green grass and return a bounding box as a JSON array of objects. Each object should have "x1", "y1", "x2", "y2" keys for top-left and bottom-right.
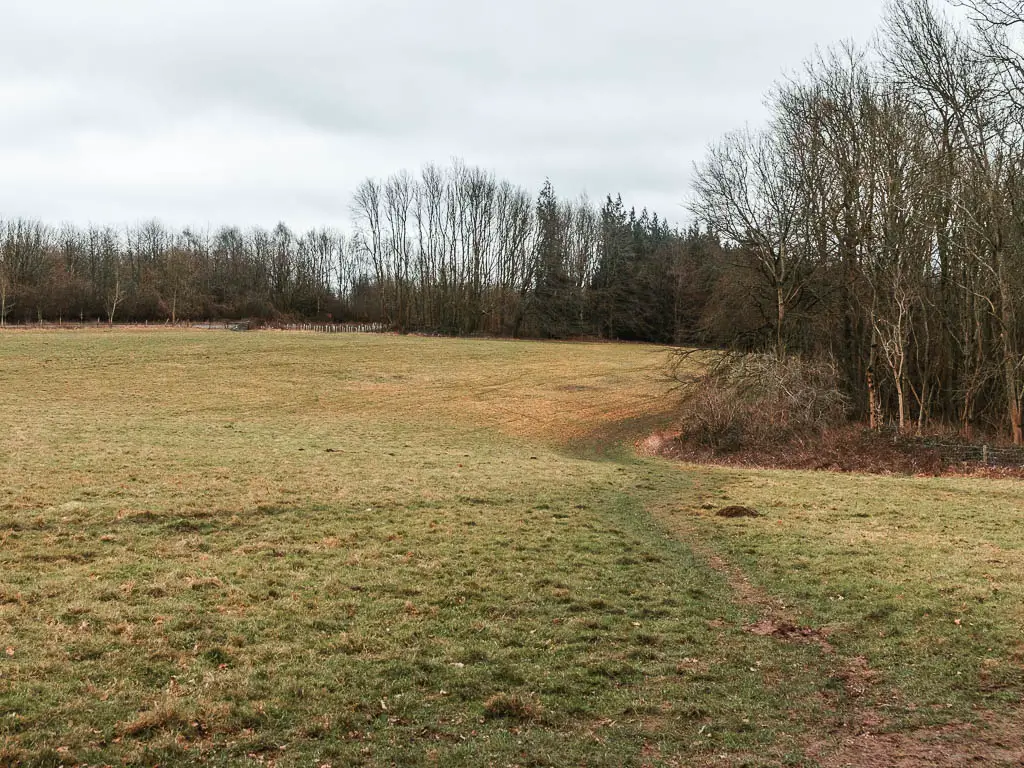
[
  {"x1": 0, "y1": 330, "x2": 1022, "y2": 766},
  {"x1": 655, "y1": 469, "x2": 1024, "y2": 720}
]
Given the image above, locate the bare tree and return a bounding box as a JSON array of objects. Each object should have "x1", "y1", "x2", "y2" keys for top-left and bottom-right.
[
  {"x1": 954, "y1": 0, "x2": 1024, "y2": 117},
  {"x1": 691, "y1": 128, "x2": 808, "y2": 359},
  {"x1": 0, "y1": 221, "x2": 12, "y2": 327}
]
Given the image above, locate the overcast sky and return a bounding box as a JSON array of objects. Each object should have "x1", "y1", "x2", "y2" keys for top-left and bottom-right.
[{"x1": 0, "y1": 0, "x2": 889, "y2": 230}]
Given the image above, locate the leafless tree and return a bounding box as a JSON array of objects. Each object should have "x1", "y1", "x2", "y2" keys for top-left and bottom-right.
[{"x1": 691, "y1": 128, "x2": 808, "y2": 359}]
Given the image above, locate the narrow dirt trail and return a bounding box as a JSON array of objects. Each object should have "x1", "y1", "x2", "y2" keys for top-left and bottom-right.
[{"x1": 640, "y1": 454, "x2": 1024, "y2": 767}]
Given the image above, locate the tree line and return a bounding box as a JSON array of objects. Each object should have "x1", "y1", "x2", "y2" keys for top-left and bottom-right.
[
  {"x1": 347, "y1": 162, "x2": 718, "y2": 340},
  {"x1": 0, "y1": 160, "x2": 723, "y2": 344},
  {"x1": 689, "y1": 0, "x2": 1024, "y2": 442},
  {"x1": 0, "y1": 219, "x2": 353, "y2": 325}
]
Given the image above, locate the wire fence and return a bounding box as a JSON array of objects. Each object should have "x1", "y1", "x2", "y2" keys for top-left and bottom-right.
[
  {"x1": 273, "y1": 322, "x2": 388, "y2": 334},
  {"x1": 0, "y1": 319, "x2": 389, "y2": 334},
  {"x1": 886, "y1": 430, "x2": 1024, "y2": 467}
]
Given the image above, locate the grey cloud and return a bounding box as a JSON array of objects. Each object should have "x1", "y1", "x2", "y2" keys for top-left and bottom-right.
[{"x1": 1, "y1": 0, "x2": 888, "y2": 229}]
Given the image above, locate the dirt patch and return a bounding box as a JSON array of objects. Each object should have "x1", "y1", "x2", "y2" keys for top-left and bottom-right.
[
  {"x1": 637, "y1": 430, "x2": 679, "y2": 456},
  {"x1": 702, "y1": 553, "x2": 773, "y2": 609},
  {"x1": 716, "y1": 505, "x2": 760, "y2": 518},
  {"x1": 812, "y1": 716, "x2": 1024, "y2": 767},
  {"x1": 836, "y1": 655, "x2": 879, "y2": 698},
  {"x1": 747, "y1": 618, "x2": 833, "y2": 652},
  {"x1": 699, "y1": 548, "x2": 840, "y2": 657}
]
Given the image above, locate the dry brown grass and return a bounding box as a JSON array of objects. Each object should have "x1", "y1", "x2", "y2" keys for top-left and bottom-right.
[
  {"x1": 3, "y1": 329, "x2": 1024, "y2": 767},
  {"x1": 0, "y1": 329, "x2": 672, "y2": 520}
]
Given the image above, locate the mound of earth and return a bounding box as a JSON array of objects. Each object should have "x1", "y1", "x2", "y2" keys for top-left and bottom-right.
[{"x1": 716, "y1": 505, "x2": 760, "y2": 518}]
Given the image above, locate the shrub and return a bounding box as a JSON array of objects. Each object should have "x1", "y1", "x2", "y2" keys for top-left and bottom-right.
[{"x1": 671, "y1": 351, "x2": 848, "y2": 452}]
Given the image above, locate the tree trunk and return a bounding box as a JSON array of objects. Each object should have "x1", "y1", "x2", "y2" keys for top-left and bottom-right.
[
  {"x1": 1004, "y1": 356, "x2": 1023, "y2": 444},
  {"x1": 1009, "y1": 399, "x2": 1023, "y2": 445},
  {"x1": 896, "y1": 375, "x2": 907, "y2": 432},
  {"x1": 776, "y1": 284, "x2": 786, "y2": 360},
  {"x1": 867, "y1": 367, "x2": 878, "y2": 430}
]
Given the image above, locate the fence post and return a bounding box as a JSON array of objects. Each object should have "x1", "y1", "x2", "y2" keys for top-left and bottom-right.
[{"x1": 983, "y1": 444, "x2": 989, "y2": 465}]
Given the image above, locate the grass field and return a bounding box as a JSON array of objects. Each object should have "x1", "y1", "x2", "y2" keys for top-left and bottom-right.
[{"x1": 1, "y1": 330, "x2": 1023, "y2": 767}]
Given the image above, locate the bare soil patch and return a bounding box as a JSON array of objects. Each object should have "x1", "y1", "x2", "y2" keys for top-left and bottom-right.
[
  {"x1": 747, "y1": 618, "x2": 832, "y2": 650},
  {"x1": 715, "y1": 505, "x2": 761, "y2": 518},
  {"x1": 811, "y1": 715, "x2": 1024, "y2": 767},
  {"x1": 696, "y1": 547, "x2": 836, "y2": 658}
]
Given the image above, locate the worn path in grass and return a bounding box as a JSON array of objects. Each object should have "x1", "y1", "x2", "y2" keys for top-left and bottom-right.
[
  {"x1": 1, "y1": 330, "x2": 1023, "y2": 767},
  {"x1": 648, "y1": 466, "x2": 1024, "y2": 766}
]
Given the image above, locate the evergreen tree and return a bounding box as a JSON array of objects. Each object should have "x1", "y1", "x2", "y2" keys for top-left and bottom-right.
[{"x1": 530, "y1": 180, "x2": 577, "y2": 337}]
